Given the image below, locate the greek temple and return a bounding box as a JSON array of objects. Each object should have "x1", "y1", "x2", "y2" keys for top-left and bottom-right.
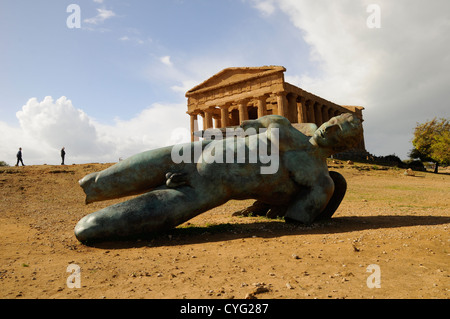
[{"x1": 186, "y1": 66, "x2": 365, "y2": 151}]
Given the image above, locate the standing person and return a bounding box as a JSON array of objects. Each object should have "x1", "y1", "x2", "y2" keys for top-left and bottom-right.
[
  {"x1": 16, "y1": 147, "x2": 25, "y2": 166},
  {"x1": 61, "y1": 147, "x2": 66, "y2": 165}
]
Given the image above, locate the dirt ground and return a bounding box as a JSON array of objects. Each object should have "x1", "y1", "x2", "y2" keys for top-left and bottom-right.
[{"x1": 0, "y1": 161, "x2": 448, "y2": 299}]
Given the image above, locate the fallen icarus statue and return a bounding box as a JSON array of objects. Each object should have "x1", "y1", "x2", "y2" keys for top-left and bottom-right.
[{"x1": 74, "y1": 113, "x2": 362, "y2": 243}]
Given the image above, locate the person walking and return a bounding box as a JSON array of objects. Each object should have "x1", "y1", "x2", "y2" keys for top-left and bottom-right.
[
  {"x1": 61, "y1": 147, "x2": 66, "y2": 165},
  {"x1": 16, "y1": 147, "x2": 25, "y2": 166}
]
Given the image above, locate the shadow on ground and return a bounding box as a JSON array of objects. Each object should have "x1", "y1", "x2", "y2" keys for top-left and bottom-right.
[{"x1": 87, "y1": 215, "x2": 450, "y2": 249}]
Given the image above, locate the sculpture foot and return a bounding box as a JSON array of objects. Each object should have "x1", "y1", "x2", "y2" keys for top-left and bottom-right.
[{"x1": 78, "y1": 172, "x2": 98, "y2": 204}]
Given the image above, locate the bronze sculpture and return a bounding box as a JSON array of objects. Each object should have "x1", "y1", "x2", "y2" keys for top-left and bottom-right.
[{"x1": 74, "y1": 113, "x2": 362, "y2": 243}]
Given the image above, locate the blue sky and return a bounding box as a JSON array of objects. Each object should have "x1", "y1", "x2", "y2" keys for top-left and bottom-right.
[{"x1": 1, "y1": 0, "x2": 449, "y2": 164}]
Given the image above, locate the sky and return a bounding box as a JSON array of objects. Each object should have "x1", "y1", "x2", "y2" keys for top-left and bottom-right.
[{"x1": 0, "y1": 0, "x2": 449, "y2": 165}]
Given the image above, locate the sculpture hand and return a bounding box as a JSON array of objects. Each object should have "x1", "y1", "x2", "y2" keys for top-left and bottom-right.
[{"x1": 165, "y1": 172, "x2": 189, "y2": 188}]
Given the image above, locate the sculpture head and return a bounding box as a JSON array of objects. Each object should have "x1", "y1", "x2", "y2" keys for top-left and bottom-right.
[{"x1": 311, "y1": 113, "x2": 363, "y2": 153}]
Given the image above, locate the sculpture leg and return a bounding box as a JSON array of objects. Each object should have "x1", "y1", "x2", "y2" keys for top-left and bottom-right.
[
  {"x1": 79, "y1": 146, "x2": 174, "y2": 203},
  {"x1": 74, "y1": 185, "x2": 225, "y2": 243},
  {"x1": 79, "y1": 142, "x2": 205, "y2": 204}
]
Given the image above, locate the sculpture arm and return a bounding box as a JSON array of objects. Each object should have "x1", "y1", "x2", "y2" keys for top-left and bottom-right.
[
  {"x1": 291, "y1": 123, "x2": 318, "y2": 137},
  {"x1": 284, "y1": 150, "x2": 334, "y2": 224},
  {"x1": 284, "y1": 174, "x2": 334, "y2": 225},
  {"x1": 240, "y1": 115, "x2": 292, "y2": 131}
]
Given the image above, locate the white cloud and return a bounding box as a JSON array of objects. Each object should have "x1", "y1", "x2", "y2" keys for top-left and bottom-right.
[
  {"x1": 250, "y1": 0, "x2": 276, "y2": 16},
  {"x1": 84, "y1": 8, "x2": 116, "y2": 24},
  {"x1": 262, "y1": 0, "x2": 450, "y2": 158},
  {"x1": 118, "y1": 34, "x2": 148, "y2": 45},
  {"x1": 0, "y1": 97, "x2": 190, "y2": 165},
  {"x1": 95, "y1": 102, "x2": 191, "y2": 158},
  {"x1": 160, "y1": 55, "x2": 173, "y2": 67},
  {"x1": 171, "y1": 80, "x2": 200, "y2": 94}
]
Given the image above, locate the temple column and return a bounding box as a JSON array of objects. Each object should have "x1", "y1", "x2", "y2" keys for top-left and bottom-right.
[
  {"x1": 287, "y1": 93, "x2": 298, "y2": 123},
  {"x1": 275, "y1": 92, "x2": 288, "y2": 118},
  {"x1": 297, "y1": 96, "x2": 307, "y2": 123},
  {"x1": 256, "y1": 95, "x2": 267, "y2": 118},
  {"x1": 200, "y1": 112, "x2": 206, "y2": 131},
  {"x1": 220, "y1": 103, "x2": 230, "y2": 128},
  {"x1": 204, "y1": 109, "x2": 213, "y2": 129},
  {"x1": 238, "y1": 99, "x2": 249, "y2": 123},
  {"x1": 190, "y1": 113, "x2": 198, "y2": 142}
]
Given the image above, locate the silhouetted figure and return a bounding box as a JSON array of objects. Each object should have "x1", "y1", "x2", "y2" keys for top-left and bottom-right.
[
  {"x1": 16, "y1": 147, "x2": 25, "y2": 166},
  {"x1": 61, "y1": 147, "x2": 66, "y2": 165}
]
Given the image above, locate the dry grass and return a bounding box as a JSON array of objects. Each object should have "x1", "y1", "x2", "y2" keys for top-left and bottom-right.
[{"x1": 0, "y1": 161, "x2": 448, "y2": 299}]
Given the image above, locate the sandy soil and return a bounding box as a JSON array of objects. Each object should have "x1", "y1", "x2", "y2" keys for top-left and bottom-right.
[{"x1": 0, "y1": 161, "x2": 448, "y2": 299}]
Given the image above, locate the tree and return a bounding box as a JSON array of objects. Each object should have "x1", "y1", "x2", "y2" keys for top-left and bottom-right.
[{"x1": 409, "y1": 118, "x2": 449, "y2": 173}]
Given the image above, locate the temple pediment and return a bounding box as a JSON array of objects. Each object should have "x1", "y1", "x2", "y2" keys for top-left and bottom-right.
[{"x1": 186, "y1": 66, "x2": 286, "y2": 96}]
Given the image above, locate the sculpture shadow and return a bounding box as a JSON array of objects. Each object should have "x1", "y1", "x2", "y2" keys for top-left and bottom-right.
[{"x1": 89, "y1": 214, "x2": 450, "y2": 249}]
